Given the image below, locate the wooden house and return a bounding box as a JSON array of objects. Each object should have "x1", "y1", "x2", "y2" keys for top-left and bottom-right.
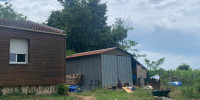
[{"x1": 0, "y1": 18, "x2": 66, "y2": 94}]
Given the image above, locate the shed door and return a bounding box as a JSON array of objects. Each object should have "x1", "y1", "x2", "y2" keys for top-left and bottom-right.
[
  {"x1": 117, "y1": 56, "x2": 133, "y2": 85},
  {"x1": 101, "y1": 55, "x2": 118, "y2": 87},
  {"x1": 101, "y1": 55, "x2": 133, "y2": 87}
]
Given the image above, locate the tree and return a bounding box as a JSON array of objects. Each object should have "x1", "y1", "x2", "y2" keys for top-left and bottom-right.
[
  {"x1": 107, "y1": 18, "x2": 146, "y2": 58},
  {"x1": 177, "y1": 63, "x2": 190, "y2": 71},
  {"x1": 144, "y1": 57, "x2": 165, "y2": 81},
  {"x1": 46, "y1": 0, "x2": 145, "y2": 58},
  {"x1": 46, "y1": 0, "x2": 110, "y2": 53},
  {"x1": 144, "y1": 57, "x2": 165, "y2": 71},
  {"x1": 0, "y1": 2, "x2": 27, "y2": 20}
]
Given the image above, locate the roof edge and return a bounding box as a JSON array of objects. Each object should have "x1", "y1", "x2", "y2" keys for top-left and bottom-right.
[
  {"x1": 0, "y1": 25, "x2": 66, "y2": 36},
  {"x1": 66, "y1": 47, "x2": 117, "y2": 59},
  {"x1": 133, "y1": 57, "x2": 147, "y2": 70}
]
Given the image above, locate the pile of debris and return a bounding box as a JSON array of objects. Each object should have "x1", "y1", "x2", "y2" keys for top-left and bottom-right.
[{"x1": 66, "y1": 74, "x2": 83, "y2": 85}]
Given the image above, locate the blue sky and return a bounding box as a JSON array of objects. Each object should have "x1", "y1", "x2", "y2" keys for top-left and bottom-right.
[
  {"x1": 102, "y1": 0, "x2": 200, "y2": 69},
  {"x1": 1, "y1": 0, "x2": 199, "y2": 70}
]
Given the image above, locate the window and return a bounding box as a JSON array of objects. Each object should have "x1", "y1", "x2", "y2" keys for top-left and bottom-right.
[{"x1": 9, "y1": 38, "x2": 28, "y2": 64}]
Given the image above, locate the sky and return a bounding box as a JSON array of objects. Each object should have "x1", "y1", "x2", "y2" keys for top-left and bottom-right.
[{"x1": 0, "y1": 0, "x2": 199, "y2": 70}]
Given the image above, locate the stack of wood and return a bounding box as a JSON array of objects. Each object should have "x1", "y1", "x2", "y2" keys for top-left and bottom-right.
[{"x1": 66, "y1": 74, "x2": 83, "y2": 85}]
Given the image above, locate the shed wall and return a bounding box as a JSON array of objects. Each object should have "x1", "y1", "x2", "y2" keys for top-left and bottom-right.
[
  {"x1": 101, "y1": 55, "x2": 118, "y2": 87},
  {"x1": 117, "y1": 56, "x2": 133, "y2": 85},
  {"x1": 66, "y1": 55, "x2": 101, "y2": 88},
  {"x1": 101, "y1": 55, "x2": 133, "y2": 87},
  {"x1": 137, "y1": 65, "x2": 147, "y2": 78},
  {"x1": 103, "y1": 49, "x2": 130, "y2": 56}
]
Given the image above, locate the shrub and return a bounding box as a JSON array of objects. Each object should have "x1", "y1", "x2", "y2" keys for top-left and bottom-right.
[
  {"x1": 181, "y1": 86, "x2": 194, "y2": 98},
  {"x1": 7, "y1": 87, "x2": 25, "y2": 96},
  {"x1": 57, "y1": 83, "x2": 67, "y2": 95},
  {"x1": 180, "y1": 86, "x2": 200, "y2": 99}
]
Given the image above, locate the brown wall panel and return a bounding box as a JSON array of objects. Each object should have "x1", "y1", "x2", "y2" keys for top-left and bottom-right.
[{"x1": 0, "y1": 27, "x2": 66, "y2": 87}]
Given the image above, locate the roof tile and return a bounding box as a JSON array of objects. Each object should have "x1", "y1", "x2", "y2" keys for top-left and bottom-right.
[{"x1": 0, "y1": 18, "x2": 64, "y2": 34}]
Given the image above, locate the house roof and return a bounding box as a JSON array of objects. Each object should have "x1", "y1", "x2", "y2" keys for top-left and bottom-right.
[
  {"x1": 0, "y1": 18, "x2": 64, "y2": 35},
  {"x1": 66, "y1": 47, "x2": 118, "y2": 58}
]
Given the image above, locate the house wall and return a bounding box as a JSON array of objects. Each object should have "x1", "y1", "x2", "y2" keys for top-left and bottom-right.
[
  {"x1": 0, "y1": 27, "x2": 66, "y2": 87},
  {"x1": 66, "y1": 55, "x2": 101, "y2": 88}
]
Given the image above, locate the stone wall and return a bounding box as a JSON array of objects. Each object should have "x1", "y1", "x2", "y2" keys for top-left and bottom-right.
[{"x1": 0, "y1": 85, "x2": 57, "y2": 96}]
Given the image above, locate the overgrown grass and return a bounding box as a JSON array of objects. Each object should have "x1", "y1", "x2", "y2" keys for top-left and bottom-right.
[
  {"x1": 169, "y1": 86, "x2": 200, "y2": 100},
  {"x1": 0, "y1": 95, "x2": 74, "y2": 100},
  {"x1": 76, "y1": 88, "x2": 154, "y2": 100},
  {"x1": 3, "y1": 87, "x2": 200, "y2": 100}
]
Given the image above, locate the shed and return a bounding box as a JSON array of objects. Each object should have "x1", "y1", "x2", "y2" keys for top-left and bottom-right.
[
  {"x1": 132, "y1": 59, "x2": 147, "y2": 86},
  {"x1": 0, "y1": 18, "x2": 66, "y2": 89},
  {"x1": 66, "y1": 47, "x2": 146, "y2": 88}
]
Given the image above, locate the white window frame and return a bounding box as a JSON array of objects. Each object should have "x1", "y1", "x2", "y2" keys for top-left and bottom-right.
[
  {"x1": 9, "y1": 38, "x2": 28, "y2": 64},
  {"x1": 9, "y1": 53, "x2": 28, "y2": 64}
]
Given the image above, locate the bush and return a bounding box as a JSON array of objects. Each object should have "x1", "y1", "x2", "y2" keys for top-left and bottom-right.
[
  {"x1": 57, "y1": 83, "x2": 67, "y2": 95},
  {"x1": 180, "y1": 86, "x2": 200, "y2": 99},
  {"x1": 181, "y1": 87, "x2": 194, "y2": 98},
  {"x1": 7, "y1": 87, "x2": 25, "y2": 96}
]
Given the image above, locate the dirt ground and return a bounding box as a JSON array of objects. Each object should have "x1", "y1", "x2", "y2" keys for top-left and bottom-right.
[{"x1": 76, "y1": 96, "x2": 96, "y2": 100}]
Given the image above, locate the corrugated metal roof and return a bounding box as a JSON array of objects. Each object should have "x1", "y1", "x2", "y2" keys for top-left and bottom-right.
[
  {"x1": 0, "y1": 18, "x2": 64, "y2": 34},
  {"x1": 66, "y1": 47, "x2": 117, "y2": 58}
]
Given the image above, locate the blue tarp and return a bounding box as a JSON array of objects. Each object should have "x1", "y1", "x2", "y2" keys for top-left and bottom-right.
[
  {"x1": 168, "y1": 81, "x2": 182, "y2": 87},
  {"x1": 68, "y1": 85, "x2": 78, "y2": 92}
]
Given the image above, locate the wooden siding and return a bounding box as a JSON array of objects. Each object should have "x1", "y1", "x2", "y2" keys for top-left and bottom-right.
[
  {"x1": 0, "y1": 27, "x2": 66, "y2": 87},
  {"x1": 66, "y1": 55, "x2": 101, "y2": 89},
  {"x1": 136, "y1": 65, "x2": 147, "y2": 78}
]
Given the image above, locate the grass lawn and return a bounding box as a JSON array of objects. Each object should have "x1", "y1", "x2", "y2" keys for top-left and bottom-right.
[
  {"x1": 76, "y1": 88, "x2": 154, "y2": 100},
  {"x1": 2, "y1": 87, "x2": 198, "y2": 100},
  {"x1": 4, "y1": 87, "x2": 199, "y2": 100},
  {"x1": 0, "y1": 88, "x2": 154, "y2": 100}
]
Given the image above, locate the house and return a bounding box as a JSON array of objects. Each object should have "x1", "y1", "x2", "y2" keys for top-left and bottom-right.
[
  {"x1": 66, "y1": 47, "x2": 147, "y2": 88},
  {"x1": 0, "y1": 18, "x2": 66, "y2": 95}
]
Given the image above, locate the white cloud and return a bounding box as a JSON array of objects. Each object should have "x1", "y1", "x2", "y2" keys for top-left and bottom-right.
[
  {"x1": 137, "y1": 50, "x2": 200, "y2": 70},
  {"x1": 103, "y1": 0, "x2": 200, "y2": 38},
  {"x1": 1, "y1": 0, "x2": 63, "y2": 23}
]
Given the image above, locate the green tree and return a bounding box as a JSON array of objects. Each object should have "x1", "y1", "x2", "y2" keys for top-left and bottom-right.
[
  {"x1": 144, "y1": 57, "x2": 165, "y2": 71},
  {"x1": 177, "y1": 63, "x2": 190, "y2": 71},
  {"x1": 0, "y1": 2, "x2": 27, "y2": 20},
  {"x1": 46, "y1": 0, "x2": 111, "y2": 53},
  {"x1": 144, "y1": 57, "x2": 165, "y2": 82},
  {"x1": 110, "y1": 18, "x2": 146, "y2": 58},
  {"x1": 46, "y1": 0, "x2": 145, "y2": 58}
]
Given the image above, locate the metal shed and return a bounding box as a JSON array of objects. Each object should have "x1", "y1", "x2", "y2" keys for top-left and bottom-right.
[{"x1": 66, "y1": 47, "x2": 144, "y2": 88}]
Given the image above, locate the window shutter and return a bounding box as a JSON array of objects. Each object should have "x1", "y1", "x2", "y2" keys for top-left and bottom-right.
[{"x1": 10, "y1": 38, "x2": 28, "y2": 54}]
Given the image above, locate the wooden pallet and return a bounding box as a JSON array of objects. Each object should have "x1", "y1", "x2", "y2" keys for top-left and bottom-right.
[{"x1": 122, "y1": 87, "x2": 134, "y2": 93}]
